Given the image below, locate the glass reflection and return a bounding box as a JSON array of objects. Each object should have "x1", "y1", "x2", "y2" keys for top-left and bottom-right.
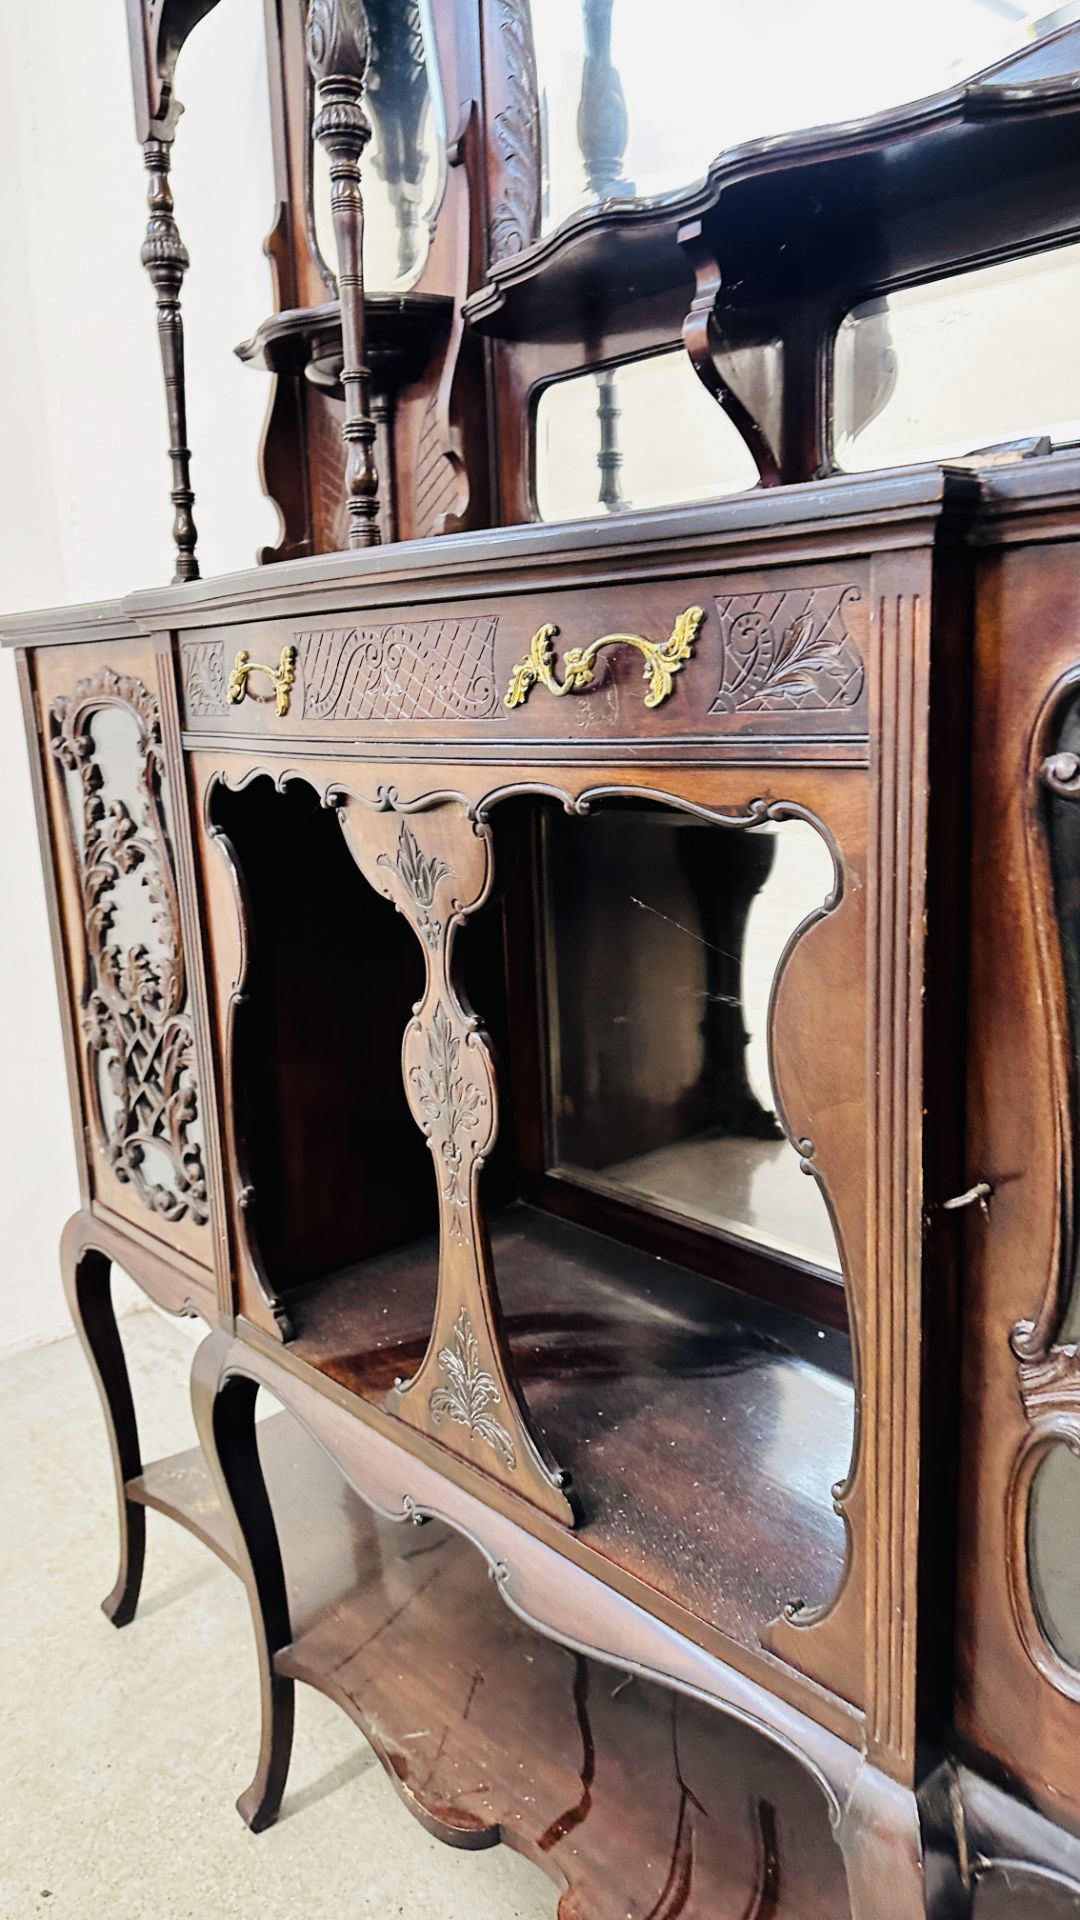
[
  {"x1": 530, "y1": 0, "x2": 1080, "y2": 240},
  {"x1": 534, "y1": 349, "x2": 759, "y2": 521},
  {"x1": 542, "y1": 803, "x2": 841, "y2": 1273},
  {"x1": 1030, "y1": 1445, "x2": 1080, "y2": 1669},
  {"x1": 835, "y1": 244, "x2": 1080, "y2": 471},
  {"x1": 312, "y1": 0, "x2": 445, "y2": 293}
]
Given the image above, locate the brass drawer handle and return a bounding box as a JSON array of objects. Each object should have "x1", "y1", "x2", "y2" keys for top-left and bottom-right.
[
  {"x1": 227, "y1": 645, "x2": 297, "y2": 718},
  {"x1": 504, "y1": 606, "x2": 704, "y2": 712}
]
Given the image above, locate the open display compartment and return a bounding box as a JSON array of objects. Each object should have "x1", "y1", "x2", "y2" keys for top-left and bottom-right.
[{"x1": 190, "y1": 735, "x2": 906, "y2": 1721}]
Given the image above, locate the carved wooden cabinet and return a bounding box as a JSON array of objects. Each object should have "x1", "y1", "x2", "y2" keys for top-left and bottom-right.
[{"x1": 11, "y1": 2, "x2": 1080, "y2": 1915}]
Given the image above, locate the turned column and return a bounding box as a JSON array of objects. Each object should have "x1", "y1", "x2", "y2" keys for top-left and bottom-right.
[
  {"x1": 141, "y1": 139, "x2": 198, "y2": 582},
  {"x1": 306, "y1": 0, "x2": 381, "y2": 548},
  {"x1": 125, "y1": 0, "x2": 219, "y2": 583}
]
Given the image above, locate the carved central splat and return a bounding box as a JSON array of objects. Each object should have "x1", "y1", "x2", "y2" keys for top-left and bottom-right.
[{"x1": 337, "y1": 801, "x2": 575, "y2": 1525}]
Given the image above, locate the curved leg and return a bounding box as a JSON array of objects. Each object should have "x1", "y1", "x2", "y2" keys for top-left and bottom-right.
[
  {"x1": 191, "y1": 1330, "x2": 294, "y2": 1831},
  {"x1": 61, "y1": 1214, "x2": 146, "y2": 1627}
]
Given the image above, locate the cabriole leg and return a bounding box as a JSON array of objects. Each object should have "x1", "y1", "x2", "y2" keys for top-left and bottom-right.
[
  {"x1": 191, "y1": 1331, "x2": 294, "y2": 1831},
  {"x1": 61, "y1": 1215, "x2": 145, "y2": 1627}
]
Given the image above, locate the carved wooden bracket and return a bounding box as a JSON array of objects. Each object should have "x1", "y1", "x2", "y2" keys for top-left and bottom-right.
[
  {"x1": 306, "y1": 0, "x2": 381, "y2": 548},
  {"x1": 336, "y1": 798, "x2": 575, "y2": 1525},
  {"x1": 678, "y1": 218, "x2": 782, "y2": 489}
]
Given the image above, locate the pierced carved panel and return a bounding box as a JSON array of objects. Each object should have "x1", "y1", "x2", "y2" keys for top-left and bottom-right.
[
  {"x1": 710, "y1": 585, "x2": 866, "y2": 717},
  {"x1": 488, "y1": 0, "x2": 541, "y2": 262},
  {"x1": 50, "y1": 668, "x2": 209, "y2": 1226}
]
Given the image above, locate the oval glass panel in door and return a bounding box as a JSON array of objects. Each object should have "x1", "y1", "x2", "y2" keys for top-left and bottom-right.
[
  {"x1": 1030, "y1": 1446, "x2": 1080, "y2": 1670},
  {"x1": 311, "y1": 0, "x2": 446, "y2": 293}
]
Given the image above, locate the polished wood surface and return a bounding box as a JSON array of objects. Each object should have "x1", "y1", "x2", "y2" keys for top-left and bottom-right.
[
  {"x1": 14, "y1": 7, "x2": 1080, "y2": 1910},
  {"x1": 285, "y1": 1204, "x2": 851, "y2": 1655}
]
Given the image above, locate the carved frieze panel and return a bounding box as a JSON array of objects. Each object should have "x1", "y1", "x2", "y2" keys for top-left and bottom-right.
[
  {"x1": 49, "y1": 667, "x2": 209, "y2": 1227},
  {"x1": 710, "y1": 586, "x2": 865, "y2": 717},
  {"x1": 301, "y1": 619, "x2": 499, "y2": 719},
  {"x1": 181, "y1": 619, "x2": 499, "y2": 725}
]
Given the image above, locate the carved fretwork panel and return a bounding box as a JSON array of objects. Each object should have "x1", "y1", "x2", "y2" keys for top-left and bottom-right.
[
  {"x1": 47, "y1": 665, "x2": 211, "y2": 1244},
  {"x1": 336, "y1": 797, "x2": 575, "y2": 1524}
]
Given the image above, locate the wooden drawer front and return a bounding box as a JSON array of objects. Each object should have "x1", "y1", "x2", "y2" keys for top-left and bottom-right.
[
  {"x1": 178, "y1": 560, "x2": 871, "y2": 754},
  {"x1": 33, "y1": 639, "x2": 213, "y2": 1270}
]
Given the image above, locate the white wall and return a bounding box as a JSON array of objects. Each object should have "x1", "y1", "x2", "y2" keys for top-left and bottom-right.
[{"x1": 0, "y1": 0, "x2": 278, "y2": 1352}]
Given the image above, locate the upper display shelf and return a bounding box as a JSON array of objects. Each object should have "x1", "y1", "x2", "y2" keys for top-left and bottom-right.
[
  {"x1": 534, "y1": 0, "x2": 1080, "y2": 237},
  {"x1": 466, "y1": 8, "x2": 1080, "y2": 340}
]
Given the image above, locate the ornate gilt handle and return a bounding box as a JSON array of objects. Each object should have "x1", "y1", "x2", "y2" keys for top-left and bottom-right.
[
  {"x1": 227, "y1": 645, "x2": 297, "y2": 718},
  {"x1": 504, "y1": 606, "x2": 705, "y2": 711}
]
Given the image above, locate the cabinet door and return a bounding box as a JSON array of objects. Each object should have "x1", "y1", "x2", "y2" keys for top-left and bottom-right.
[
  {"x1": 959, "y1": 530, "x2": 1080, "y2": 1827},
  {"x1": 30, "y1": 639, "x2": 214, "y2": 1276}
]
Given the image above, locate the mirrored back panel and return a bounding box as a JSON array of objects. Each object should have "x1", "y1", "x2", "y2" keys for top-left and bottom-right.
[
  {"x1": 527, "y1": 0, "x2": 1079, "y2": 241},
  {"x1": 835, "y1": 243, "x2": 1080, "y2": 471},
  {"x1": 534, "y1": 350, "x2": 760, "y2": 521},
  {"x1": 536, "y1": 801, "x2": 840, "y2": 1275},
  {"x1": 311, "y1": 0, "x2": 446, "y2": 293}
]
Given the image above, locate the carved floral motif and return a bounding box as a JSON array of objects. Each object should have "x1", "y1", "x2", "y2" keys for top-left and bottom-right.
[
  {"x1": 429, "y1": 1305, "x2": 516, "y2": 1468},
  {"x1": 409, "y1": 1002, "x2": 487, "y2": 1233},
  {"x1": 378, "y1": 821, "x2": 451, "y2": 948},
  {"x1": 50, "y1": 668, "x2": 208, "y2": 1225},
  {"x1": 182, "y1": 640, "x2": 227, "y2": 716},
  {"x1": 711, "y1": 586, "x2": 865, "y2": 715}
]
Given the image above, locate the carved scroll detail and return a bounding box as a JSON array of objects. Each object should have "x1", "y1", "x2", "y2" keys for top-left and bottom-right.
[
  {"x1": 50, "y1": 669, "x2": 209, "y2": 1225},
  {"x1": 489, "y1": 0, "x2": 541, "y2": 262},
  {"x1": 711, "y1": 587, "x2": 865, "y2": 715},
  {"x1": 301, "y1": 618, "x2": 499, "y2": 720},
  {"x1": 182, "y1": 640, "x2": 227, "y2": 716}
]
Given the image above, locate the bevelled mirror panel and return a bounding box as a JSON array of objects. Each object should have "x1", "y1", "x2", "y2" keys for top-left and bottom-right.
[
  {"x1": 529, "y1": 0, "x2": 1076, "y2": 241},
  {"x1": 541, "y1": 803, "x2": 841, "y2": 1275},
  {"x1": 835, "y1": 243, "x2": 1080, "y2": 472},
  {"x1": 534, "y1": 349, "x2": 760, "y2": 521},
  {"x1": 312, "y1": 0, "x2": 446, "y2": 293}
]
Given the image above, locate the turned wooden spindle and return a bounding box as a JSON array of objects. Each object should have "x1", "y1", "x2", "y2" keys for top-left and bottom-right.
[
  {"x1": 141, "y1": 138, "x2": 199, "y2": 582},
  {"x1": 126, "y1": 0, "x2": 220, "y2": 584},
  {"x1": 306, "y1": 0, "x2": 381, "y2": 548}
]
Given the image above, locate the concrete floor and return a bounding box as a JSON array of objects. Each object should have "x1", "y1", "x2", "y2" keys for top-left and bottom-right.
[{"x1": 0, "y1": 1308, "x2": 556, "y2": 1920}]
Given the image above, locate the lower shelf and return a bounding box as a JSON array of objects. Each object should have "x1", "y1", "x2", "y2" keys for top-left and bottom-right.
[
  {"x1": 285, "y1": 1203, "x2": 854, "y2": 1653},
  {"x1": 133, "y1": 1410, "x2": 847, "y2": 1918}
]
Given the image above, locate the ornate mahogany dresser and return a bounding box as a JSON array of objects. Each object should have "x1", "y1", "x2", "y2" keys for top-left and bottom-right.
[{"x1": 12, "y1": 2, "x2": 1080, "y2": 1914}]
